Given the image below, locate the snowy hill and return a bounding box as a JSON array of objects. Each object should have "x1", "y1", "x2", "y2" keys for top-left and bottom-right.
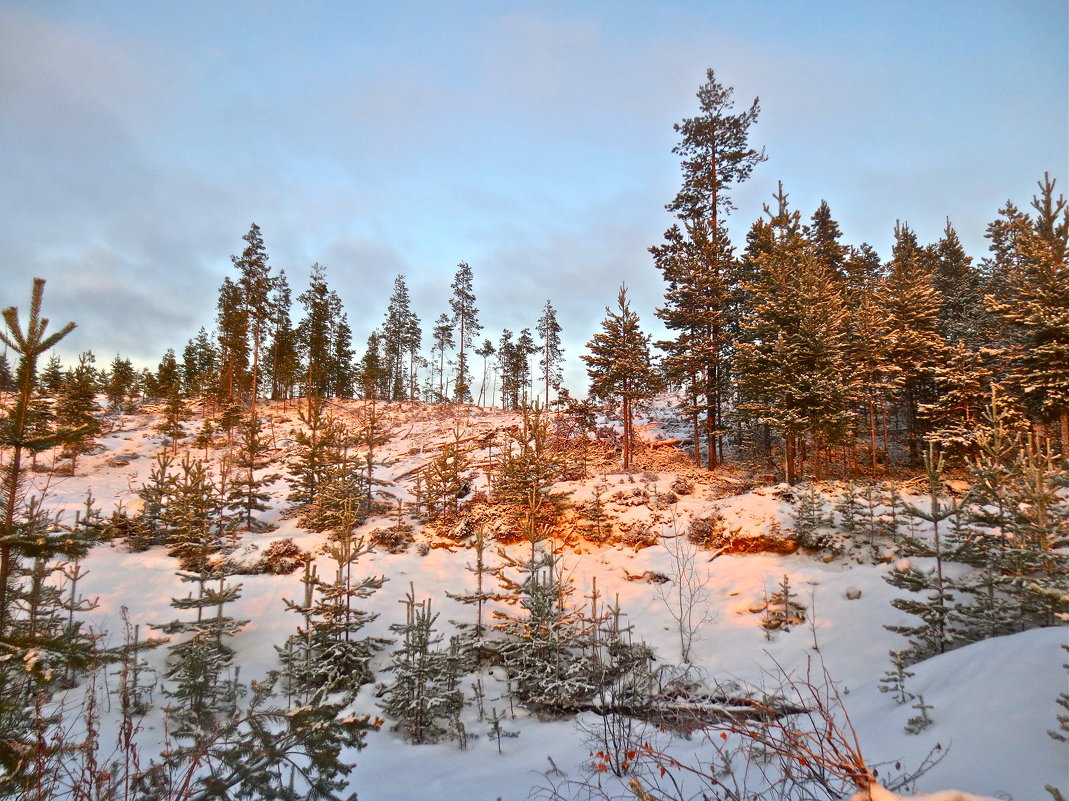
[{"x1": 24, "y1": 398, "x2": 1069, "y2": 801}]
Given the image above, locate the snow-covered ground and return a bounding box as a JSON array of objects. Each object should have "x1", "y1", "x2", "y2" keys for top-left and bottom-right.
[{"x1": 29, "y1": 399, "x2": 1069, "y2": 800}]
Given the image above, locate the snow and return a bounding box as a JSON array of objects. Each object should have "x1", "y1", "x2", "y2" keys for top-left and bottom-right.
[{"x1": 26, "y1": 398, "x2": 1069, "y2": 800}]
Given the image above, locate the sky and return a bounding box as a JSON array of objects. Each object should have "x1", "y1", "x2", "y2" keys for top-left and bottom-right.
[{"x1": 1, "y1": 0, "x2": 1066, "y2": 393}]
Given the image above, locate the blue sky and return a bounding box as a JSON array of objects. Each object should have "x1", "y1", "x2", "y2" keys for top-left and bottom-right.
[{"x1": 1, "y1": 0, "x2": 1066, "y2": 392}]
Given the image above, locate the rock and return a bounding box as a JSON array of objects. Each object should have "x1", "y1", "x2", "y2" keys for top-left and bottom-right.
[{"x1": 844, "y1": 587, "x2": 862, "y2": 600}]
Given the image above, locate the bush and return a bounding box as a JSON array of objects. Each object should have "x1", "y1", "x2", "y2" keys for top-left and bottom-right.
[{"x1": 260, "y1": 538, "x2": 307, "y2": 574}]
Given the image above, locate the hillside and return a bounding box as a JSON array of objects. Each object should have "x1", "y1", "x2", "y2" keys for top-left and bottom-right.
[{"x1": 16, "y1": 397, "x2": 1069, "y2": 800}]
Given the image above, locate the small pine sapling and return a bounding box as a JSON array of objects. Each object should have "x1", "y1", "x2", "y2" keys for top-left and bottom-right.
[
  {"x1": 760, "y1": 574, "x2": 806, "y2": 635},
  {"x1": 486, "y1": 706, "x2": 519, "y2": 754},
  {"x1": 879, "y1": 483, "x2": 905, "y2": 543},
  {"x1": 1051, "y1": 645, "x2": 1069, "y2": 743},
  {"x1": 379, "y1": 586, "x2": 464, "y2": 744},
  {"x1": 878, "y1": 650, "x2": 916, "y2": 705},
  {"x1": 794, "y1": 485, "x2": 836, "y2": 552},
  {"x1": 905, "y1": 693, "x2": 934, "y2": 734},
  {"x1": 584, "y1": 480, "x2": 611, "y2": 542},
  {"x1": 835, "y1": 483, "x2": 863, "y2": 536},
  {"x1": 447, "y1": 526, "x2": 508, "y2": 641},
  {"x1": 884, "y1": 445, "x2": 961, "y2": 660}
]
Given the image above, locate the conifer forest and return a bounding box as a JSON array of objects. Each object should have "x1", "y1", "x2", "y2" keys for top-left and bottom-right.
[{"x1": 1, "y1": 64, "x2": 1067, "y2": 801}]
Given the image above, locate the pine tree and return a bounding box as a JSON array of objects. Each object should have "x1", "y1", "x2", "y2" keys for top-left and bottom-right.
[
  {"x1": 880, "y1": 221, "x2": 945, "y2": 464},
  {"x1": 918, "y1": 341, "x2": 992, "y2": 461},
  {"x1": 265, "y1": 269, "x2": 300, "y2": 403},
  {"x1": 226, "y1": 411, "x2": 279, "y2": 531},
  {"x1": 582, "y1": 285, "x2": 659, "y2": 470},
  {"x1": 431, "y1": 312, "x2": 454, "y2": 402},
  {"x1": 515, "y1": 328, "x2": 537, "y2": 403},
  {"x1": 215, "y1": 275, "x2": 248, "y2": 404},
  {"x1": 475, "y1": 339, "x2": 496, "y2": 407},
  {"x1": 986, "y1": 174, "x2": 1069, "y2": 449},
  {"x1": 421, "y1": 424, "x2": 474, "y2": 517},
  {"x1": 379, "y1": 587, "x2": 463, "y2": 744},
  {"x1": 450, "y1": 262, "x2": 481, "y2": 404},
  {"x1": 493, "y1": 403, "x2": 571, "y2": 542},
  {"x1": 931, "y1": 219, "x2": 988, "y2": 349},
  {"x1": 497, "y1": 329, "x2": 517, "y2": 409},
  {"x1": 735, "y1": 187, "x2": 856, "y2": 483},
  {"x1": 54, "y1": 351, "x2": 102, "y2": 468},
  {"x1": 382, "y1": 275, "x2": 421, "y2": 401},
  {"x1": 654, "y1": 68, "x2": 764, "y2": 469},
  {"x1": 536, "y1": 300, "x2": 564, "y2": 409},
  {"x1": 0, "y1": 279, "x2": 76, "y2": 633},
  {"x1": 665, "y1": 67, "x2": 765, "y2": 227},
  {"x1": 233, "y1": 222, "x2": 275, "y2": 406},
  {"x1": 494, "y1": 548, "x2": 596, "y2": 711},
  {"x1": 884, "y1": 445, "x2": 961, "y2": 660},
  {"x1": 653, "y1": 221, "x2": 735, "y2": 469}
]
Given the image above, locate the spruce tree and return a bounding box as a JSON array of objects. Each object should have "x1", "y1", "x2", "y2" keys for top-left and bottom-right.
[
  {"x1": 296, "y1": 263, "x2": 342, "y2": 398},
  {"x1": 495, "y1": 548, "x2": 596, "y2": 711},
  {"x1": 151, "y1": 347, "x2": 182, "y2": 400},
  {"x1": 279, "y1": 517, "x2": 387, "y2": 702},
  {"x1": 41, "y1": 353, "x2": 64, "y2": 396},
  {"x1": 421, "y1": 424, "x2": 474, "y2": 517},
  {"x1": 918, "y1": 341, "x2": 992, "y2": 461},
  {"x1": 286, "y1": 395, "x2": 342, "y2": 513},
  {"x1": 447, "y1": 526, "x2": 508, "y2": 639},
  {"x1": 0, "y1": 351, "x2": 12, "y2": 394}
]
